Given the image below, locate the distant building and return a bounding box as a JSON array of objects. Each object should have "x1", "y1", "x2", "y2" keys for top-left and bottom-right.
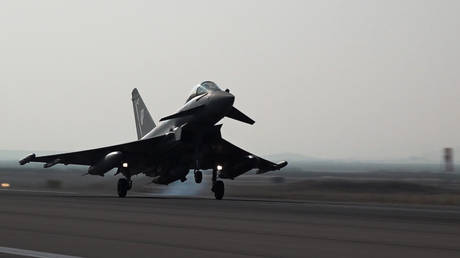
[{"x1": 444, "y1": 148, "x2": 454, "y2": 172}]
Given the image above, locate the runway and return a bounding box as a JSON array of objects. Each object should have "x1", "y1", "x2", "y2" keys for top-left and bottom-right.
[{"x1": 1, "y1": 190, "x2": 460, "y2": 258}]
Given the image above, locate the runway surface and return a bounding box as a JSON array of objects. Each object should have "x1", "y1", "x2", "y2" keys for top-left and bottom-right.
[{"x1": 1, "y1": 190, "x2": 460, "y2": 258}]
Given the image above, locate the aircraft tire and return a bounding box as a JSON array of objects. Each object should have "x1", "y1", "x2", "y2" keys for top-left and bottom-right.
[
  {"x1": 118, "y1": 178, "x2": 128, "y2": 198},
  {"x1": 194, "y1": 171, "x2": 203, "y2": 184},
  {"x1": 214, "y1": 180, "x2": 224, "y2": 200}
]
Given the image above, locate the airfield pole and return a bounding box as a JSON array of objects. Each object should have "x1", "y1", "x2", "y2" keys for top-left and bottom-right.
[{"x1": 443, "y1": 148, "x2": 454, "y2": 172}]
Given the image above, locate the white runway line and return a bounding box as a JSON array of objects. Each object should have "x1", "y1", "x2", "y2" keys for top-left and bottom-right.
[
  {"x1": 0, "y1": 189, "x2": 78, "y2": 194},
  {"x1": 0, "y1": 246, "x2": 82, "y2": 258}
]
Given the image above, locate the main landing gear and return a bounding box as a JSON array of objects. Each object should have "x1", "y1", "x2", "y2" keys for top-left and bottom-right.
[
  {"x1": 194, "y1": 170, "x2": 203, "y2": 184},
  {"x1": 211, "y1": 168, "x2": 224, "y2": 200},
  {"x1": 117, "y1": 177, "x2": 132, "y2": 198},
  {"x1": 193, "y1": 150, "x2": 223, "y2": 199},
  {"x1": 192, "y1": 143, "x2": 222, "y2": 198},
  {"x1": 212, "y1": 181, "x2": 224, "y2": 200}
]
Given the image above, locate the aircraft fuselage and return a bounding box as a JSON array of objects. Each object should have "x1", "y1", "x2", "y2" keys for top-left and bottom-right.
[{"x1": 143, "y1": 90, "x2": 235, "y2": 139}]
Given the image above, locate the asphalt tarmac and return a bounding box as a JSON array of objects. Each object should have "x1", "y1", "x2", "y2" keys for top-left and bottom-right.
[{"x1": 0, "y1": 190, "x2": 460, "y2": 258}]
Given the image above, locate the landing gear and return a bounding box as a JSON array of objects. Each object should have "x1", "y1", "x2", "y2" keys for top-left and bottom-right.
[
  {"x1": 211, "y1": 168, "x2": 224, "y2": 200},
  {"x1": 213, "y1": 180, "x2": 225, "y2": 200},
  {"x1": 194, "y1": 170, "x2": 203, "y2": 184},
  {"x1": 117, "y1": 177, "x2": 132, "y2": 198},
  {"x1": 117, "y1": 178, "x2": 128, "y2": 198}
]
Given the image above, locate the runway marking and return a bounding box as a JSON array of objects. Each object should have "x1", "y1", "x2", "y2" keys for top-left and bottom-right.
[
  {"x1": 0, "y1": 246, "x2": 82, "y2": 258},
  {"x1": 0, "y1": 189, "x2": 78, "y2": 195}
]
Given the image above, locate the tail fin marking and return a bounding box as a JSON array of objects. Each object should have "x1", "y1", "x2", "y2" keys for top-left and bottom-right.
[{"x1": 132, "y1": 88, "x2": 156, "y2": 139}]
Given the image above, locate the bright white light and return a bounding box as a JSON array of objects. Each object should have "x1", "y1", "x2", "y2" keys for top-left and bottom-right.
[
  {"x1": 248, "y1": 155, "x2": 254, "y2": 159},
  {"x1": 217, "y1": 165, "x2": 223, "y2": 171},
  {"x1": 122, "y1": 162, "x2": 128, "y2": 168}
]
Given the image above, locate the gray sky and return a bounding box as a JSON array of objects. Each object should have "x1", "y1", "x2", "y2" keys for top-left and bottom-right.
[{"x1": 1, "y1": 0, "x2": 460, "y2": 160}]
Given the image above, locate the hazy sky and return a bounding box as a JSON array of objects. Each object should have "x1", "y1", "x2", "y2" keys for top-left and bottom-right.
[{"x1": 1, "y1": 0, "x2": 460, "y2": 160}]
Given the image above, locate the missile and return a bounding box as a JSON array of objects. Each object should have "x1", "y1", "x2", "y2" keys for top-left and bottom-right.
[
  {"x1": 19, "y1": 153, "x2": 36, "y2": 165},
  {"x1": 44, "y1": 158, "x2": 61, "y2": 168}
]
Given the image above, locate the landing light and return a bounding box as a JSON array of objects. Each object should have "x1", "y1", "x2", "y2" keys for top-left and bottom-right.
[
  {"x1": 1, "y1": 183, "x2": 10, "y2": 188},
  {"x1": 217, "y1": 165, "x2": 223, "y2": 171},
  {"x1": 122, "y1": 162, "x2": 128, "y2": 168}
]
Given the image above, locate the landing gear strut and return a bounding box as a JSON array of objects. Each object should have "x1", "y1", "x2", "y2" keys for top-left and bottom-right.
[
  {"x1": 194, "y1": 170, "x2": 203, "y2": 184},
  {"x1": 211, "y1": 169, "x2": 224, "y2": 200},
  {"x1": 117, "y1": 178, "x2": 132, "y2": 198}
]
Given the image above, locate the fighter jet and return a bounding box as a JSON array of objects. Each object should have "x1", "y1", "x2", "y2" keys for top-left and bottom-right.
[{"x1": 19, "y1": 81, "x2": 287, "y2": 199}]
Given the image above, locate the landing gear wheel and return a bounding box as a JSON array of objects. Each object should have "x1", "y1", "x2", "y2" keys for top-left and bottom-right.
[
  {"x1": 194, "y1": 170, "x2": 203, "y2": 184},
  {"x1": 127, "y1": 180, "x2": 133, "y2": 190},
  {"x1": 213, "y1": 180, "x2": 225, "y2": 200},
  {"x1": 117, "y1": 178, "x2": 129, "y2": 198}
]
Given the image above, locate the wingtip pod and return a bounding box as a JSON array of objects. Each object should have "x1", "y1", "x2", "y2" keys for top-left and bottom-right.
[{"x1": 19, "y1": 153, "x2": 36, "y2": 165}]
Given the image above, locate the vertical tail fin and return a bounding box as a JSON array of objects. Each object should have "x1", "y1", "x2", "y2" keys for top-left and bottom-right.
[{"x1": 132, "y1": 88, "x2": 156, "y2": 139}]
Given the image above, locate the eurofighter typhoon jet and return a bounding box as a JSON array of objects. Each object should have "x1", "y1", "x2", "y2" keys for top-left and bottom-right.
[{"x1": 19, "y1": 81, "x2": 287, "y2": 199}]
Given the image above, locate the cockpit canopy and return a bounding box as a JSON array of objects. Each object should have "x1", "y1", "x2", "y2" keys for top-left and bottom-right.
[{"x1": 186, "y1": 81, "x2": 222, "y2": 102}]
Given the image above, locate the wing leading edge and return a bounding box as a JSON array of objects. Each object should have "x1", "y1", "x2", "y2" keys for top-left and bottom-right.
[
  {"x1": 19, "y1": 134, "x2": 171, "y2": 167},
  {"x1": 209, "y1": 138, "x2": 288, "y2": 179}
]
